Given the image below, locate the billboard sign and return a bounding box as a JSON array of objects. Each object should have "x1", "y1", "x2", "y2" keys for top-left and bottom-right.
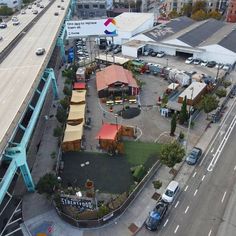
[{"x1": 66, "y1": 19, "x2": 117, "y2": 38}]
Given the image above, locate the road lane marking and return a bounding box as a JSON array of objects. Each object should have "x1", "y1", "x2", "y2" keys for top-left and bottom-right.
[
  {"x1": 202, "y1": 175, "x2": 206, "y2": 181},
  {"x1": 184, "y1": 206, "x2": 189, "y2": 214},
  {"x1": 199, "y1": 98, "x2": 236, "y2": 167},
  {"x1": 194, "y1": 189, "x2": 198, "y2": 196},
  {"x1": 163, "y1": 219, "x2": 169, "y2": 227},
  {"x1": 211, "y1": 148, "x2": 214, "y2": 153},
  {"x1": 192, "y1": 171, "x2": 197, "y2": 178},
  {"x1": 208, "y1": 229, "x2": 212, "y2": 236},
  {"x1": 234, "y1": 165, "x2": 236, "y2": 171},
  {"x1": 208, "y1": 115, "x2": 236, "y2": 172},
  {"x1": 221, "y1": 191, "x2": 227, "y2": 203},
  {"x1": 184, "y1": 185, "x2": 189, "y2": 191},
  {"x1": 175, "y1": 201, "x2": 179, "y2": 208},
  {"x1": 174, "y1": 225, "x2": 179, "y2": 234}
]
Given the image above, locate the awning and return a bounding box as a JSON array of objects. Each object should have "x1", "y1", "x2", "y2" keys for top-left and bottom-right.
[
  {"x1": 68, "y1": 104, "x2": 85, "y2": 120},
  {"x1": 63, "y1": 122, "x2": 84, "y2": 142},
  {"x1": 96, "y1": 123, "x2": 121, "y2": 141},
  {"x1": 71, "y1": 90, "x2": 86, "y2": 104}
]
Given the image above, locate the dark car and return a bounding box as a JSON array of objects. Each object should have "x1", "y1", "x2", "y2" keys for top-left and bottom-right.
[
  {"x1": 145, "y1": 201, "x2": 168, "y2": 231},
  {"x1": 207, "y1": 61, "x2": 216, "y2": 68},
  {"x1": 148, "y1": 48, "x2": 154, "y2": 55},
  {"x1": 151, "y1": 51, "x2": 157, "y2": 57},
  {"x1": 186, "y1": 147, "x2": 202, "y2": 165}
]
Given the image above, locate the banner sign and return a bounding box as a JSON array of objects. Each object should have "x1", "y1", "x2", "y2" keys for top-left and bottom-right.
[
  {"x1": 66, "y1": 19, "x2": 117, "y2": 38},
  {"x1": 61, "y1": 196, "x2": 95, "y2": 210}
]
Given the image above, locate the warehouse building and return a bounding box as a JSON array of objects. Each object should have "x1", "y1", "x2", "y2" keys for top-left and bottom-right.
[{"x1": 122, "y1": 16, "x2": 236, "y2": 64}]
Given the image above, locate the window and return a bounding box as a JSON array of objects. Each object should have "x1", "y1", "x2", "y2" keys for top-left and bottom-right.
[
  {"x1": 100, "y1": 4, "x2": 105, "y2": 9},
  {"x1": 84, "y1": 4, "x2": 89, "y2": 9},
  {"x1": 93, "y1": 4, "x2": 98, "y2": 8},
  {"x1": 78, "y1": 4, "x2": 83, "y2": 9}
]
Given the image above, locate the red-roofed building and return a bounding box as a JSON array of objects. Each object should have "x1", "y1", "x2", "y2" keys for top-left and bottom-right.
[
  {"x1": 74, "y1": 82, "x2": 86, "y2": 90},
  {"x1": 96, "y1": 64, "x2": 140, "y2": 98}
]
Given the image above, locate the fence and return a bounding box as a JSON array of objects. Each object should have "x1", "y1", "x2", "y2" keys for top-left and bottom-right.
[{"x1": 54, "y1": 160, "x2": 162, "y2": 228}]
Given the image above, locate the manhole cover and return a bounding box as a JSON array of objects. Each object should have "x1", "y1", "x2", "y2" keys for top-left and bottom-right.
[
  {"x1": 152, "y1": 192, "x2": 161, "y2": 201},
  {"x1": 128, "y1": 223, "x2": 138, "y2": 233}
]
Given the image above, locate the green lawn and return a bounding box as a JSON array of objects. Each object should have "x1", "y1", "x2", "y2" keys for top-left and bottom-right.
[{"x1": 124, "y1": 141, "x2": 163, "y2": 168}]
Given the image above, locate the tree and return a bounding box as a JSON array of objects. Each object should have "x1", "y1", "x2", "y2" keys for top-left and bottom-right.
[
  {"x1": 200, "y1": 94, "x2": 219, "y2": 119},
  {"x1": 161, "y1": 94, "x2": 168, "y2": 107},
  {"x1": 0, "y1": 6, "x2": 13, "y2": 16},
  {"x1": 192, "y1": 9, "x2": 207, "y2": 21},
  {"x1": 60, "y1": 96, "x2": 69, "y2": 110},
  {"x1": 180, "y1": 3, "x2": 192, "y2": 17},
  {"x1": 56, "y1": 107, "x2": 67, "y2": 123},
  {"x1": 168, "y1": 10, "x2": 179, "y2": 19},
  {"x1": 192, "y1": 0, "x2": 207, "y2": 14},
  {"x1": 179, "y1": 96, "x2": 188, "y2": 125},
  {"x1": 170, "y1": 113, "x2": 177, "y2": 136},
  {"x1": 36, "y1": 173, "x2": 58, "y2": 195},
  {"x1": 216, "y1": 88, "x2": 227, "y2": 98},
  {"x1": 63, "y1": 85, "x2": 72, "y2": 96},
  {"x1": 160, "y1": 141, "x2": 185, "y2": 168},
  {"x1": 53, "y1": 126, "x2": 63, "y2": 137},
  {"x1": 207, "y1": 10, "x2": 222, "y2": 20}
]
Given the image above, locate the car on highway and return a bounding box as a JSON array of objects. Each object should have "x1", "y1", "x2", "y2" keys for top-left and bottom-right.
[
  {"x1": 28, "y1": 5, "x2": 32, "y2": 9},
  {"x1": 61, "y1": 6, "x2": 65, "y2": 10},
  {"x1": 0, "y1": 22, "x2": 7, "y2": 28},
  {"x1": 186, "y1": 147, "x2": 202, "y2": 165},
  {"x1": 157, "y1": 51, "x2": 165, "y2": 58},
  {"x1": 32, "y1": 9, "x2": 38, "y2": 14},
  {"x1": 12, "y1": 20, "x2": 20, "y2": 26},
  {"x1": 35, "y1": 48, "x2": 45, "y2": 55},
  {"x1": 145, "y1": 200, "x2": 168, "y2": 231},
  {"x1": 21, "y1": 9, "x2": 26, "y2": 14},
  {"x1": 207, "y1": 61, "x2": 216, "y2": 68},
  {"x1": 162, "y1": 181, "x2": 179, "y2": 203},
  {"x1": 0, "y1": 36, "x2": 3, "y2": 41},
  {"x1": 185, "y1": 57, "x2": 194, "y2": 64},
  {"x1": 40, "y1": 4, "x2": 44, "y2": 8},
  {"x1": 54, "y1": 12, "x2": 59, "y2": 16}
]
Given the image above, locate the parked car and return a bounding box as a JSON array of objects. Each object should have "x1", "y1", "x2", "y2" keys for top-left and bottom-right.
[
  {"x1": 145, "y1": 201, "x2": 168, "y2": 231},
  {"x1": 185, "y1": 57, "x2": 194, "y2": 64},
  {"x1": 193, "y1": 58, "x2": 202, "y2": 65},
  {"x1": 114, "y1": 46, "x2": 121, "y2": 54},
  {"x1": 148, "y1": 48, "x2": 154, "y2": 55},
  {"x1": 157, "y1": 51, "x2": 165, "y2": 58},
  {"x1": 162, "y1": 181, "x2": 179, "y2": 203},
  {"x1": 0, "y1": 22, "x2": 7, "y2": 28},
  {"x1": 201, "y1": 60, "x2": 208, "y2": 66},
  {"x1": 186, "y1": 147, "x2": 202, "y2": 165},
  {"x1": 151, "y1": 51, "x2": 158, "y2": 57},
  {"x1": 223, "y1": 64, "x2": 232, "y2": 71},
  {"x1": 207, "y1": 61, "x2": 216, "y2": 68},
  {"x1": 215, "y1": 63, "x2": 224, "y2": 69},
  {"x1": 35, "y1": 48, "x2": 45, "y2": 55}
]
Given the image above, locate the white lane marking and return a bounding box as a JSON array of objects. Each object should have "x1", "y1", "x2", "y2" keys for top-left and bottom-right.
[
  {"x1": 234, "y1": 165, "x2": 236, "y2": 171},
  {"x1": 184, "y1": 206, "x2": 189, "y2": 214},
  {"x1": 221, "y1": 191, "x2": 227, "y2": 203},
  {"x1": 192, "y1": 171, "x2": 197, "y2": 178},
  {"x1": 174, "y1": 225, "x2": 179, "y2": 234},
  {"x1": 163, "y1": 219, "x2": 169, "y2": 227},
  {"x1": 200, "y1": 98, "x2": 236, "y2": 167},
  {"x1": 175, "y1": 201, "x2": 179, "y2": 208},
  {"x1": 210, "y1": 148, "x2": 214, "y2": 153},
  {"x1": 208, "y1": 229, "x2": 212, "y2": 236},
  {"x1": 207, "y1": 115, "x2": 236, "y2": 172},
  {"x1": 202, "y1": 175, "x2": 206, "y2": 181},
  {"x1": 194, "y1": 189, "x2": 198, "y2": 196},
  {"x1": 184, "y1": 185, "x2": 189, "y2": 191}
]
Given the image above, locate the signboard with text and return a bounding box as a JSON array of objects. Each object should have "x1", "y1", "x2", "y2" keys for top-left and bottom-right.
[
  {"x1": 61, "y1": 196, "x2": 95, "y2": 210},
  {"x1": 66, "y1": 19, "x2": 117, "y2": 38}
]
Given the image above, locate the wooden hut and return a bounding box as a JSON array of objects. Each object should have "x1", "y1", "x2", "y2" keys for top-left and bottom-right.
[{"x1": 67, "y1": 104, "x2": 86, "y2": 125}]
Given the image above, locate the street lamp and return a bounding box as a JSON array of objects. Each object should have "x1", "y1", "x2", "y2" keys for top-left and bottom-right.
[
  {"x1": 166, "y1": 58, "x2": 169, "y2": 67},
  {"x1": 115, "y1": 113, "x2": 118, "y2": 129},
  {"x1": 185, "y1": 87, "x2": 194, "y2": 151}
]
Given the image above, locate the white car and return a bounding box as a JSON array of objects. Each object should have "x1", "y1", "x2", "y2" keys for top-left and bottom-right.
[
  {"x1": 12, "y1": 20, "x2": 20, "y2": 26},
  {"x1": 21, "y1": 10, "x2": 26, "y2": 14},
  {"x1": 157, "y1": 51, "x2": 165, "y2": 58},
  {"x1": 162, "y1": 181, "x2": 179, "y2": 203},
  {"x1": 223, "y1": 64, "x2": 231, "y2": 71},
  {"x1": 185, "y1": 57, "x2": 194, "y2": 64},
  {"x1": 35, "y1": 48, "x2": 45, "y2": 55},
  {"x1": 201, "y1": 60, "x2": 208, "y2": 66}
]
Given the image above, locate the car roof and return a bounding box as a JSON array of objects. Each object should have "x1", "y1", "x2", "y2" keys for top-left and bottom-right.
[{"x1": 166, "y1": 181, "x2": 179, "y2": 191}]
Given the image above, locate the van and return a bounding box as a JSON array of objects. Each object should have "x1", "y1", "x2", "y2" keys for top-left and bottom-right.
[{"x1": 162, "y1": 181, "x2": 179, "y2": 203}]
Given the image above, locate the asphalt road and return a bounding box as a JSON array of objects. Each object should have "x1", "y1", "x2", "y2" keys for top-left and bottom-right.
[{"x1": 138, "y1": 98, "x2": 236, "y2": 236}]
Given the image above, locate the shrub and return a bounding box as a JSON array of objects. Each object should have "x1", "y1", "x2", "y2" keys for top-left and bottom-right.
[
  {"x1": 97, "y1": 205, "x2": 110, "y2": 218},
  {"x1": 179, "y1": 131, "x2": 185, "y2": 140},
  {"x1": 132, "y1": 165, "x2": 146, "y2": 182},
  {"x1": 53, "y1": 126, "x2": 63, "y2": 137},
  {"x1": 36, "y1": 173, "x2": 58, "y2": 195},
  {"x1": 216, "y1": 88, "x2": 227, "y2": 98},
  {"x1": 222, "y1": 80, "x2": 232, "y2": 88},
  {"x1": 152, "y1": 180, "x2": 162, "y2": 189},
  {"x1": 63, "y1": 85, "x2": 72, "y2": 96}
]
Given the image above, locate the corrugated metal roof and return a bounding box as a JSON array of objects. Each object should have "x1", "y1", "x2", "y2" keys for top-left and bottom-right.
[
  {"x1": 178, "y1": 19, "x2": 225, "y2": 47},
  {"x1": 218, "y1": 28, "x2": 236, "y2": 53}
]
